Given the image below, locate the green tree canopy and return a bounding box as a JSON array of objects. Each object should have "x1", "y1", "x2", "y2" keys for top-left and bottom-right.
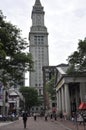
[
  {"x1": 0, "y1": 42, "x2": 6, "y2": 58},
  {"x1": 19, "y1": 86, "x2": 38, "y2": 111},
  {"x1": 0, "y1": 10, "x2": 33, "y2": 86},
  {"x1": 67, "y1": 38, "x2": 86, "y2": 73}
]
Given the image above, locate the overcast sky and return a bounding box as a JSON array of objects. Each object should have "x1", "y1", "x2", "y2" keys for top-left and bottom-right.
[{"x1": 0, "y1": 0, "x2": 86, "y2": 85}]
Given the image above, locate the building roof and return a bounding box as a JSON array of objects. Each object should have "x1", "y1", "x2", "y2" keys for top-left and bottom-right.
[
  {"x1": 56, "y1": 64, "x2": 69, "y2": 75},
  {"x1": 56, "y1": 63, "x2": 86, "y2": 90}
]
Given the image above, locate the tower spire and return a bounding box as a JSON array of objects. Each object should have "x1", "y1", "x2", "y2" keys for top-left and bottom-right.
[
  {"x1": 34, "y1": 0, "x2": 41, "y2": 6},
  {"x1": 32, "y1": 0, "x2": 44, "y2": 14}
]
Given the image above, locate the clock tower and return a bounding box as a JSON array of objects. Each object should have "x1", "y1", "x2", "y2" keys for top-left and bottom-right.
[
  {"x1": 29, "y1": 0, "x2": 49, "y2": 97},
  {"x1": 31, "y1": 0, "x2": 45, "y2": 26}
]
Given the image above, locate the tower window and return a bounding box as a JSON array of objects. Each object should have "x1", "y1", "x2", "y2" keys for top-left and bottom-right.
[
  {"x1": 34, "y1": 36, "x2": 44, "y2": 44},
  {"x1": 35, "y1": 84, "x2": 37, "y2": 86}
]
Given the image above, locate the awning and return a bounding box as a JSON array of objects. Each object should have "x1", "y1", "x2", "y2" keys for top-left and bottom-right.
[
  {"x1": 79, "y1": 102, "x2": 86, "y2": 110},
  {"x1": 9, "y1": 92, "x2": 18, "y2": 96}
]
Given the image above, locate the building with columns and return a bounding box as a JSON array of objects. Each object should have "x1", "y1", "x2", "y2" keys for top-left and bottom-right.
[
  {"x1": 55, "y1": 64, "x2": 86, "y2": 118},
  {"x1": 29, "y1": 0, "x2": 49, "y2": 96}
]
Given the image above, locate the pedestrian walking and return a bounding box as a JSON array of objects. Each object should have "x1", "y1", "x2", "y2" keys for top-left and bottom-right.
[
  {"x1": 45, "y1": 113, "x2": 48, "y2": 121},
  {"x1": 50, "y1": 113, "x2": 53, "y2": 119},
  {"x1": 22, "y1": 111, "x2": 28, "y2": 128},
  {"x1": 60, "y1": 112, "x2": 63, "y2": 121},
  {"x1": 54, "y1": 113, "x2": 57, "y2": 121},
  {"x1": 77, "y1": 113, "x2": 83, "y2": 125},
  {"x1": 33, "y1": 113, "x2": 37, "y2": 121}
]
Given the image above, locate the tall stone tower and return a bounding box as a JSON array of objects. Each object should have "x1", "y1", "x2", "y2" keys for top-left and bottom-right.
[{"x1": 29, "y1": 0, "x2": 49, "y2": 96}]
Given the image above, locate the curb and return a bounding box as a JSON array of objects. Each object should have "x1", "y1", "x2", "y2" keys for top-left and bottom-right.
[{"x1": 0, "y1": 118, "x2": 21, "y2": 127}]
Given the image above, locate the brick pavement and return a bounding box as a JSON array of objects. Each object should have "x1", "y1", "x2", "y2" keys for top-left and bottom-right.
[
  {"x1": 0, "y1": 118, "x2": 86, "y2": 130},
  {"x1": 56, "y1": 118, "x2": 86, "y2": 130},
  {"x1": 0, "y1": 117, "x2": 67, "y2": 130}
]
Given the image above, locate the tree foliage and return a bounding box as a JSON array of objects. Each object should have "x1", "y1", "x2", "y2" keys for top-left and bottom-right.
[
  {"x1": 19, "y1": 86, "x2": 38, "y2": 110},
  {"x1": 0, "y1": 10, "x2": 33, "y2": 86},
  {"x1": 0, "y1": 42, "x2": 6, "y2": 58},
  {"x1": 67, "y1": 38, "x2": 86, "y2": 73}
]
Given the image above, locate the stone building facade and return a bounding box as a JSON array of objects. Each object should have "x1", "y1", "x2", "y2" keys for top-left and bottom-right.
[{"x1": 55, "y1": 64, "x2": 86, "y2": 117}]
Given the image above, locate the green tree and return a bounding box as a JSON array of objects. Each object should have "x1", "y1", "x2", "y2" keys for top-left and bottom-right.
[
  {"x1": 19, "y1": 87, "x2": 38, "y2": 111},
  {"x1": 67, "y1": 38, "x2": 86, "y2": 73},
  {"x1": 0, "y1": 42, "x2": 6, "y2": 58},
  {"x1": 0, "y1": 10, "x2": 33, "y2": 86}
]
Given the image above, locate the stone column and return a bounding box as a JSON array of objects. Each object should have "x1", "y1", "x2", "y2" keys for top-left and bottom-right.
[
  {"x1": 64, "y1": 84, "x2": 71, "y2": 117},
  {"x1": 61, "y1": 86, "x2": 65, "y2": 113},
  {"x1": 60, "y1": 89, "x2": 62, "y2": 112},
  {"x1": 58, "y1": 90, "x2": 61, "y2": 112},
  {"x1": 80, "y1": 82, "x2": 86, "y2": 102},
  {"x1": 56, "y1": 92, "x2": 59, "y2": 112},
  {"x1": 58, "y1": 91, "x2": 60, "y2": 111}
]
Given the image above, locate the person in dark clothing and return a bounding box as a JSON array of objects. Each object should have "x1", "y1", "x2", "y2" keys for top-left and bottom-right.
[
  {"x1": 54, "y1": 114, "x2": 57, "y2": 121},
  {"x1": 33, "y1": 113, "x2": 37, "y2": 121},
  {"x1": 45, "y1": 113, "x2": 48, "y2": 121},
  {"x1": 50, "y1": 113, "x2": 53, "y2": 119},
  {"x1": 22, "y1": 111, "x2": 28, "y2": 128},
  {"x1": 60, "y1": 112, "x2": 63, "y2": 121}
]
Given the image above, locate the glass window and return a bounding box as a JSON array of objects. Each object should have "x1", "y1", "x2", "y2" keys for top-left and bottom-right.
[
  {"x1": 34, "y1": 36, "x2": 44, "y2": 44},
  {"x1": 36, "y1": 107, "x2": 38, "y2": 110},
  {"x1": 40, "y1": 107, "x2": 43, "y2": 110},
  {"x1": 35, "y1": 84, "x2": 37, "y2": 86},
  {"x1": 39, "y1": 89, "x2": 41, "y2": 95},
  {"x1": 32, "y1": 108, "x2": 34, "y2": 110}
]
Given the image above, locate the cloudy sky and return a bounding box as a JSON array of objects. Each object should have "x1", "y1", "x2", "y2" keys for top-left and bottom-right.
[{"x1": 0, "y1": 0, "x2": 86, "y2": 85}]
